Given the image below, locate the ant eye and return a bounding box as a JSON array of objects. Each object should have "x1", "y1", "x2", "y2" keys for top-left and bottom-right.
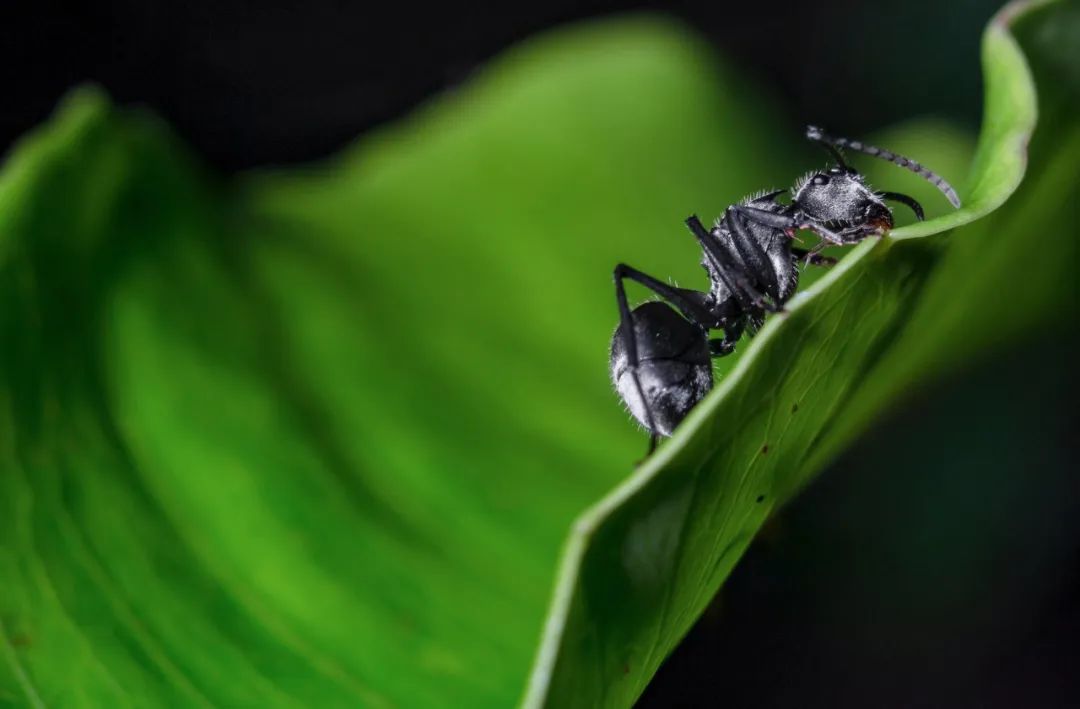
[{"x1": 812, "y1": 174, "x2": 830, "y2": 186}]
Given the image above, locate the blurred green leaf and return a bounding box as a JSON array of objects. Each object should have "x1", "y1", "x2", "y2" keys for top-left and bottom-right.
[
  {"x1": 0, "y1": 2, "x2": 1072, "y2": 708},
  {"x1": 0, "y1": 18, "x2": 790, "y2": 708}
]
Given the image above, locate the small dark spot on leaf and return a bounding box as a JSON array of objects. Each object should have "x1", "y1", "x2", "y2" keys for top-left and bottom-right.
[
  {"x1": 791, "y1": 402, "x2": 799, "y2": 413},
  {"x1": 760, "y1": 444, "x2": 769, "y2": 454},
  {"x1": 756, "y1": 495, "x2": 765, "y2": 503},
  {"x1": 622, "y1": 662, "x2": 631, "y2": 675},
  {"x1": 10, "y1": 633, "x2": 31, "y2": 648}
]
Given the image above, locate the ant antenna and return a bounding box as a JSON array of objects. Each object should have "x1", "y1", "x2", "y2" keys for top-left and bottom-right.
[
  {"x1": 820, "y1": 143, "x2": 852, "y2": 172},
  {"x1": 806, "y1": 125, "x2": 961, "y2": 208}
]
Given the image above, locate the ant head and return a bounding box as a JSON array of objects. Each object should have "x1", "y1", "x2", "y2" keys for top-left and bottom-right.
[{"x1": 792, "y1": 168, "x2": 893, "y2": 233}]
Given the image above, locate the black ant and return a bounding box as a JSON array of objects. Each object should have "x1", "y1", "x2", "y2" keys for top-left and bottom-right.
[{"x1": 610, "y1": 126, "x2": 962, "y2": 453}]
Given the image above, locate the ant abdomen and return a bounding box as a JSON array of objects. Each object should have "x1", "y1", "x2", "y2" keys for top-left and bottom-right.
[{"x1": 609, "y1": 301, "x2": 713, "y2": 436}]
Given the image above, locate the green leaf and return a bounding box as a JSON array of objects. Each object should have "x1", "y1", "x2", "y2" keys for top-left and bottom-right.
[
  {"x1": 0, "y1": 2, "x2": 1072, "y2": 708},
  {"x1": 526, "y1": 1, "x2": 1077, "y2": 707},
  {"x1": 0, "y1": 20, "x2": 788, "y2": 709}
]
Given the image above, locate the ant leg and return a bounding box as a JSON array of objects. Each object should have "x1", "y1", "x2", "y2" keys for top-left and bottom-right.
[
  {"x1": 725, "y1": 209, "x2": 780, "y2": 300},
  {"x1": 613, "y1": 263, "x2": 716, "y2": 441},
  {"x1": 613, "y1": 266, "x2": 658, "y2": 437},
  {"x1": 792, "y1": 247, "x2": 837, "y2": 267},
  {"x1": 732, "y1": 205, "x2": 845, "y2": 246},
  {"x1": 876, "y1": 191, "x2": 925, "y2": 221},
  {"x1": 614, "y1": 264, "x2": 718, "y2": 326},
  {"x1": 805, "y1": 223, "x2": 845, "y2": 246},
  {"x1": 684, "y1": 216, "x2": 780, "y2": 314},
  {"x1": 709, "y1": 318, "x2": 746, "y2": 357},
  {"x1": 728, "y1": 205, "x2": 797, "y2": 230}
]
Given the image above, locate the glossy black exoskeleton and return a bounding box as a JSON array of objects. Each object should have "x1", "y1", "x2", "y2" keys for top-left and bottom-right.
[{"x1": 611, "y1": 126, "x2": 962, "y2": 452}]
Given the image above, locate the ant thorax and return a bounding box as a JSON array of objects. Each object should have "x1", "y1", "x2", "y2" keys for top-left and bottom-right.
[{"x1": 700, "y1": 191, "x2": 799, "y2": 307}]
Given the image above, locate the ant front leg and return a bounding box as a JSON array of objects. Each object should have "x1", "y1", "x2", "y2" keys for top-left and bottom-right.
[{"x1": 731, "y1": 205, "x2": 845, "y2": 247}]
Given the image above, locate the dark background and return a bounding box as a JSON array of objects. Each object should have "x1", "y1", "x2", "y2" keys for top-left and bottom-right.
[
  {"x1": 5, "y1": 1, "x2": 1077, "y2": 707},
  {"x1": 4, "y1": 0, "x2": 997, "y2": 170}
]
